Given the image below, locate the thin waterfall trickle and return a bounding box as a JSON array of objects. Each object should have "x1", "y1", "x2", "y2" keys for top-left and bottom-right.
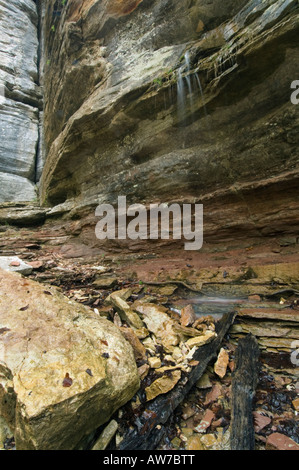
[
  {"x1": 177, "y1": 65, "x2": 186, "y2": 125},
  {"x1": 176, "y1": 52, "x2": 208, "y2": 125}
]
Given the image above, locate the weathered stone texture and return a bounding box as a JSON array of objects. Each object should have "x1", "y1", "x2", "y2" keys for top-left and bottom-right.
[
  {"x1": 0, "y1": 0, "x2": 40, "y2": 202},
  {"x1": 0, "y1": 268, "x2": 139, "y2": 450},
  {"x1": 39, "y1": 0, "x2": 298, "y2": 249}
]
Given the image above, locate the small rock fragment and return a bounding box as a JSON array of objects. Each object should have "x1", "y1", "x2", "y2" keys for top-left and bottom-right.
[
  {"x1": 266, "y1": 433, "x2": 299, "y2": 451},
  {"x1": 180, "y1": 304, "x2": 196, "y2": 327},
  {"x1": 145, "y1": 370, "x2": 181, "y2": 401},
  {"x1": 113, "y1": 312, "x2": 122, "y2": 327},
  {"x1": 214, "y1": 348, "x2": 229, "y2": 378},
  {"x1": 204, "y1": 384, "x2": 223, "y2": 405},
  {"x1": 92, "y1": 277, "x2": 118, "y2": 288},
  {"x1": 104, "y1": 287, "x2": 132, "y2": 304},
  {"x1": 28, "y1": 261, "x2": 43, "y2": 270},
  {"x1": 253, "y1": 412, "x2": 271, "y2": 432},
  {"x1": 148, "y1": 356, "x2": 162, "y2": 369},
  {"x1": 110, "y1": 295, "x2": 144, "y2": 329},
  {"x1": 119, "y1": 326, "x2": 147, "y2": 361},
  {"x1": 172, "y1": 347, "x2": 183, "y2": 362},
  {"x1": 194, "y1": 409, "x2": 215, "y2": 433},
  {"x1": 181, "y1": 427, "x2": 194, "y2": 438},
  {"x1": 142, "y1": 336, "x2": 157, "y2": 354},
  {"x1": 193, "y1": 315, "x2": 215, "y2": 331},
  {"x1": 248, "y1": 294, "x2": 261, "y2": 301},
  {"x1": 292, "y1": 397, "x2": 299, "y2": 411},
  {"x1": 182, "y1": 405, "x2": 197, "y2": 421},
  {"x1": 135, "y1": 302, "x2": 180, "y2": 352},
  {"x1": 196, "y1": 373, "x2": 212, "y2": 389},
  {"x1": 186, "y1": 331, "x2": 216, "y2": 348},
  {"x1": 138, "y1": 363, "x2": 150, "y2": 379},
  {"x1": 171, "y1": 437, "x2": 182, "y2": 449},
  {"x1": 10, "y1": 261, "x2": 20, "y2": 267}
]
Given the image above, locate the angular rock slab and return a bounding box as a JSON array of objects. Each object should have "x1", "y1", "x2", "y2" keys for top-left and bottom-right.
[
  {"x1": 0, "y1": 172, "x2": 37, "y2": 203},
  {"x1": 0, "y1": 99, "x2": 39, "y2": 181},
  {"x1": 0, "y1": 269, "x2": 139, "y2": 450},
  {"x1": 0, "y1": 256, "x2": 33, "y2": 275}
]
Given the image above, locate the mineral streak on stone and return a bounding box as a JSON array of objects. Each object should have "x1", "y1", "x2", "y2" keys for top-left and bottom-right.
[{"x1": 0, "y1": 268, "x2": 139, "y2": 450}]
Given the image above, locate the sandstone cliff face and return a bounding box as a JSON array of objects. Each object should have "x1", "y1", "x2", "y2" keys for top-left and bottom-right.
[
  {"x1": 39, "y1": 0, "x2": 299, "y2": 248},
  {"x1": 0, "y1": 0, "x2": 42, "y2": 202}
]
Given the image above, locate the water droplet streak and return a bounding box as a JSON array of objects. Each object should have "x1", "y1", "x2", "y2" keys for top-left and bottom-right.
[{"x1": 176, "y1": 52, "x2": 208, "y2": 124}]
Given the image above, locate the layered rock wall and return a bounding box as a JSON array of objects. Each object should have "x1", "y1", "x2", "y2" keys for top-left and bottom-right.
[
  {"x1": 0, "y1": 0, "x2": 41, "y2": 202},
  {"x1": 39, "y1": 0, "x2": 299, "y2": 249},
  {"x1": 1, "y1": 0, "x2": 298, "y2": 246}
]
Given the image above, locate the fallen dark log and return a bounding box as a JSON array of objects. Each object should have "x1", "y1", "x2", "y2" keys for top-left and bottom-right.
[
  {"x1": 117, "y1": 311, "x2": 236, "y2": 450},
  {"x1": 230, "y1": 334, "x2": 260, "y2": 450}
]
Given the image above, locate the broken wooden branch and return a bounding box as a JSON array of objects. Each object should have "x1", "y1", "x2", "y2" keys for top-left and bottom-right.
[
  {"x1": 117, "y1": 311, "x2": 236, "y2": 450},
  {"x1": 91, "y1": 420, "x2": 118, "y2": 451},
  {"x1": 230, "y1": 334, "x2": 260, "y2": 450}
]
